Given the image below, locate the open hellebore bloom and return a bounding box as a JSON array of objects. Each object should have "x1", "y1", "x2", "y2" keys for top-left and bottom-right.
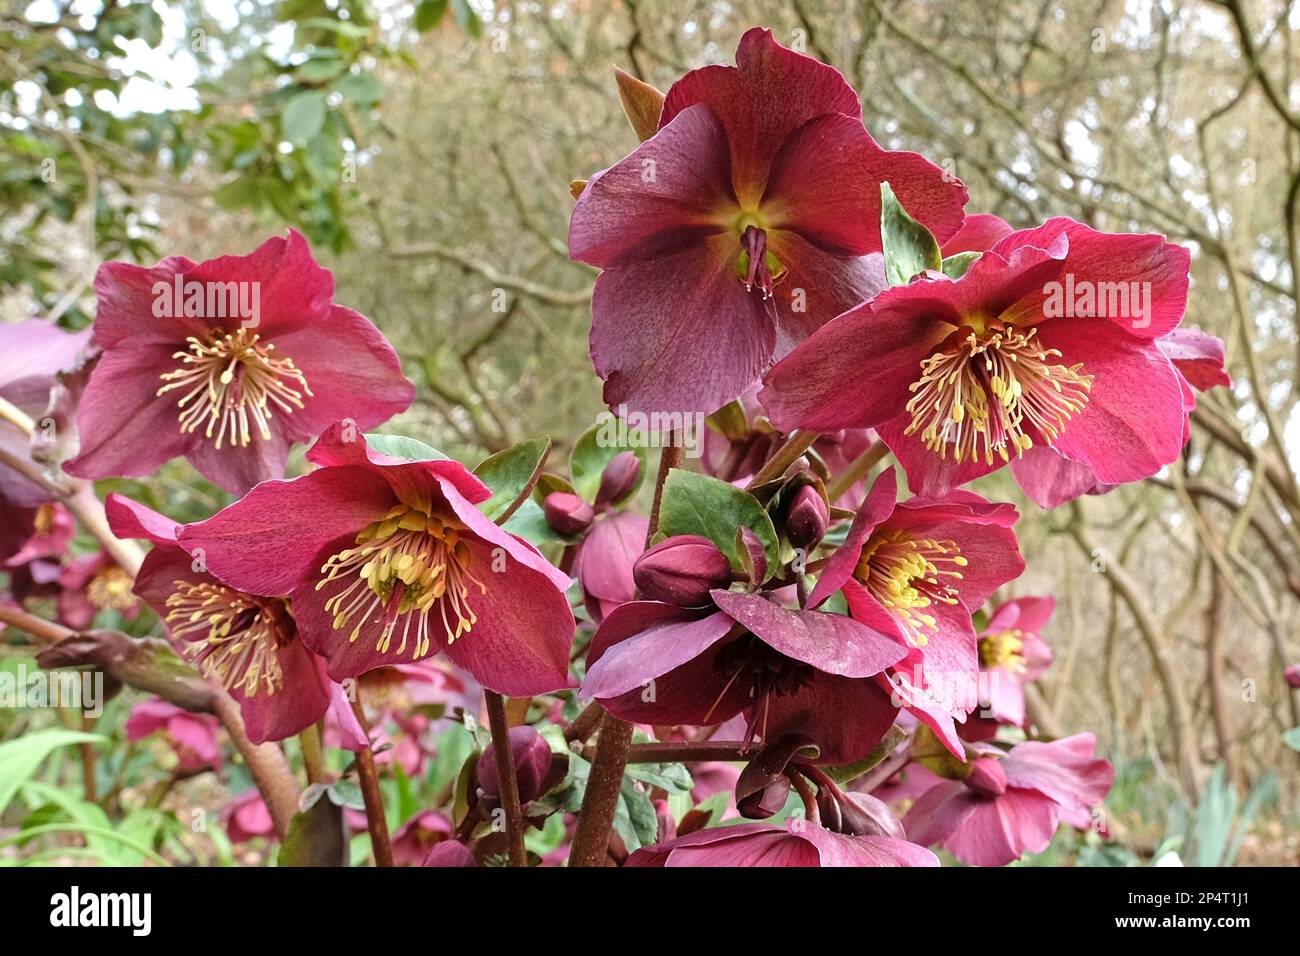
[
  {"x1": 903, "y1": 733, "x2": 1114, "y2": 866},
  {"x1": 809, "y1": 469, "x2": 1024, "y2": 756},
  {"x1": 583, "y1": 535, "x2": 906, "y2": 764},
  {"x1": 178, "y1": 425, "x2": 576, "y2": 695},
  {"x1": 66, "y1": 231, "x2": 413, "y2": 494},
  {"x1": 969, "y1": 595, "x2": 1054, "y2": 734},
  {"x1": 57, "y1": 549, "x2": 141, "y2": 630},
  {"x1": 569, "y1": 28, "x2": 967, "y2": 415},
  {"x1": 0, "y1": 320, "x2": 90, "y2": 559},
  {"x1": 107, "y1": 493, "x2": 331, "y2": 744},
  {"x1": 626, "y1": 819, "x2": 937, "y2": 867},
  {"x1": 763, "y1": 217, "x2": 1192, "y2": 495},
  {"x1": 125, "y1": 698, "x2": 223, "y2": 772}
]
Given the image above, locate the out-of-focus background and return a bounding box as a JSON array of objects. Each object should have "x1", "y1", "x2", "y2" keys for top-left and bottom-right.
[{"x1": 3, "y1": 0, "x2": 1298, "y2": 864}]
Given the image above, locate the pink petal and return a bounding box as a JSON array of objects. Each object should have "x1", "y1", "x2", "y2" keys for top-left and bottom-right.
[
  {"x1": 584, "y1": 605, "x2": 735, "y2": 700},
  {"x1": 941, "y1": 214, "x2": 1013, "y2": 256},
  {"x1": 1010, "y1": 444, "x2": 1106, "y2": 508},
  {"x1": 763, "y1": 669, "x2": 900, "y2": 765}
]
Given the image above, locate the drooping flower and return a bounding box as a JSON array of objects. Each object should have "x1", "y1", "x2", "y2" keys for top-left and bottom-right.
[
  {"x1": 3, "y1": 503, "x2": 73, "y2": 584},
  {"x1": 568, "y1": 28, "x2": 968, "y2": 415},
  {"x1": 583, "y1": 535, "x2": 905, "y2": 764},
  {"x1": 903, "y1": 733, "x2": 1114, "y2": 866},
  {"x1": 0, "y1": 320, "x2": 91, "y2": 560},
  {"x1": 970, "y1": 595, "x2": 1054, "y2": 734},
  {"x1": 55, "y1": 549, "x2": 142, "y2": 630},
  {"x1": 626, "y1": 819, "x2": 937, "y2": 867},
  {"x1": 571, "y1": 510, "x2": 649, "y2": 624},
  {"x1": 808, "y1": 469, "x2": 1024, "y2": 756},
  {"x1": 107, "y1": 493, "x2": 332, "y2": 744},
  {"x1": 65, "y1": 231, "x2": 414, "y2": 493},
  {"x1": 391, "y1": 811, "x2": 453, "y2": 867},
  {"x1": 222, "y1": 789, "x2": 275, "y2": 844},
  {"x1": 124, "y1": 697, "x2": 223, "y2": 772},
  {"x1": 178, "y1": 425, "x2": 576, "y2": 695},
  {"x1": 763, "y1": 217, "x2": 1192, "y2": 496}
]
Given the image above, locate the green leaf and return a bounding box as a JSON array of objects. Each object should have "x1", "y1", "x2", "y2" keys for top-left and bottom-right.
[
  {"x1": 281, "y1": 91, "x2": 327, "y2": 146},
  {"x1": 613, "y1": 775, "x2": 659, "y2": 851},
  {"x1": 1284, "y1": 727, "x2": 1300, "y2": 752},
  {"x1": 625, "y1": 761, "x2": 694, "y2": 794},
  {"x1": 569, "y1": 420, "x2": 647, "y2": 504},
  {"x1": 334, "y1": 71, "x2": 384, "y2": 105},
  {"x1": 296, "y1": 57, "x2": 347, "y2": 83},
  {"x1": 474, "y1": 436, "x2": 551, "y2": 523},
  {"x1": 327, "y1": 778, "x2": 367, "y2": 811},
  {"x1": 657, "y1": 470, "x2": 779, "y2": 578},
  {"x1": 880, "y1": 181, "x2": 941, "y2": 286},
  {"x1": 415, "y1": 0, "x2": 449, "y2": 31},
  {"x1": 0, "y1": 730, "x2": 104, "y2": 818},
  {"x1": 364, "y1": 433, "x2": 448, "y2": 462},
  {"x1": 941, "y1": 251, "x2": 980, "y2": 279},
  {"x1": 279, "y1": 787, "x2": 348, "y2": 867},
  {"x1": 451, "y1": 0, "x2": 483, "y2": 38},
  {"x1": 501, "y1": 498, "x2": 566, "y2": 546}
]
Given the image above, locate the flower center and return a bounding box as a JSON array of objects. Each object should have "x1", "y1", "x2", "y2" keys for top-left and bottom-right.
[
  {"x1": 165, "y1": 582, "x2": 291, "y2": 697},
  {"x1": 736, "y1": 224, "x2": 786, "y2": 300},
  {"x1": 904, "y1": 321, "x2": 1092, "y2": 465},
  {"x1": 156, "y1": 329, "x2": 312, "y2": 450},
  {"x1": 315, "y1": 504, "x2": 486, "y2": 659},
  {"x1": 710, "y1": 633, "x2": 815, "y2": 749},
  {"x1": 87, "y1": 566, "x2": 137, "y2": 611},
  {"x1": 33, "y1": 504, "x2": 56, "y2": 535},
  {"x1": 978, "y1": 628, "x2": 1026, "y2": 673},
  {"x1": 854, "y1": 529, "x2": 966, "y2": 648}
]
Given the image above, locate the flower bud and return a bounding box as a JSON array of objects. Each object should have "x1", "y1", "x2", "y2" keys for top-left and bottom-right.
[
  {"x1": 476, "y1": 725, "x2": 553, "y2": 803},
  {"x1": 737, "y1": 776, "x2": 791, "y2": 819},
  {"x1": 543, "y1": 492, "x2": 594, "y2": 536},
  {"x1": 964, "y1": 757, "x2": 1008, "y2": 798},
  {"x1": 835, "y1": 792, "x2": 905, "y2": 839},
  {"x1": 1286, "y1": 664, "x2": 1300, "y2": 690},
  {"x1": 785, "y1": 484, "x2": 828, "y2": 550},
  {"x1": 595, "y1": 451, "x2": 640, "y2": 507},
  {"x1": 422, "y1": 840, "x2": 477, "y2": 867},
  {"x1": 633, "y1": 535, "x2": 732, "y2": 606}
]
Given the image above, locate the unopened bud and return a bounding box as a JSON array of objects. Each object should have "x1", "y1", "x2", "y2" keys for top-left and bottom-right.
[
  {"x1": 595, "y1": 451, "x2": 640, "y2": 507},
  {"x1": 476, "y1": 725, "x2": 553, "y2": 804},
  {"x1": 543, "y1": 492, "x2": 594, "y2": 536},
  {"x1": 835, "y1": 792, "x2": 904, "y2": 838},
  {"x1": 422, "y1": 840, "x2": 477, "y2": 867},
  {"x1": 633, "y1": 535, "x2": 732, "y2": 606},
  {"x1": 1286, "y1": 664, "x2": 1300, "y2": 689},
  {"x1": 785, "y1": 484, "x2": 828, "y2": 549}
]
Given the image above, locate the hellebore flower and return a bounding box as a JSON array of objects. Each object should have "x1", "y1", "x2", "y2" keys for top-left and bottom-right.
[
  {"x1": 903, "y1": 733, "x2": 1114, "y2": 866},
  {"x1": 0, "y1": 320, "x2": 91, "y2": 559},
  {"x1": 390, "y1": 811, "x2": 453, "y2": 866},
  {"x1": 571, "y1": 509, "x2": 649, "y2": 623},
  {"x1": 972, "y1": 595, "x2": 1054, "y2": 731},
  {"x1": 763, "y1": 217, "x2": 1192, "y2": 495},
  {"x1": 1285, "y1": 664, "x2": 1300, "y2": 690},
  {"x1": 55, "y1": 549, "x2": 141, "y2": 630},
  {"x1": 125, "y1": 698, "x2": 223, "y2": 772},
  {"x1": 66, "y1": 231, "x2": 414, "y2": 494},
  {"x1": 178, "y1": 425, "x2": 576, "y2": 696},
  {"x1": 107, "y1": 493, "x2": 331, "y2": 744},
  {"x1": 222, "y1": 790, "x2": 275, "y2": 844},
  {"x1": 3, "y1": 503, "x2": 73, "y2": 582},
  {"x1": 423, "y1": 840, "x2": 477, "y2": 867},
  {"x1": 583, "y1": 538, "x2": 906, "y2": 764},
  {"x1": 569, "y1": 28, "x2": 968, "y2": 415},
  {"x1": 626, "y1": 819, "x2": 937, "y2": 867},
  {"x1": 808, "y1": 469, "x2": 1024, "y2": 755}
]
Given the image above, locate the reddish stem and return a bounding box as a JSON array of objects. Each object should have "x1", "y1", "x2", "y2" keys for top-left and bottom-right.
[
  {"x1": 349, "y1": 691, "x2": 394, "y2": 867},
  {"x1": 484, "y1": 689, "x2": 527, "y2": 866}
]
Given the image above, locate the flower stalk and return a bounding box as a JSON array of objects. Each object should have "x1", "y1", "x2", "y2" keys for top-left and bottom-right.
[{"x1": 484, "y1": 689, "x2": 527, "y2": 866}]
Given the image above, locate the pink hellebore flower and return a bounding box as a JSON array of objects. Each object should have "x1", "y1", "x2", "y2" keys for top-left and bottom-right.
[
  {"x1": 56, "y1": 549, "x2": 142, "y2": 630},
  {"x1": 178, "y1": 425, "x2": 576, "y2": 696},
  {"x1": 107, "y1": 493, "x2": 331, "y2": 744},
  {"x1": 572, "y1": 510, "x2": 649, "y2": 623},
  {"x1": 903, "y1": 733, "x2": 1114, "y2": 866},
  {"x1": 568, "y1": 28, "x2": 967, "y2": 415},
  {"x1": 973, "y1": 596, "x2": 1054, "y2": 731},
  {"x1": 222, "y1": 789, "x2": 275, "y2": 843},
  {"x1": 808, "y1": 469, "x2": 1024, "y2": 756},
  {"x1": 391, "y1": 811, "x2": 453, "y2": 867},
  {"x1": 583, "y1": 536, "x2": 906, "y2": 765},
  {"x1": 763, "y1": 217, "x2": 1192, "y2": 496},
  {"x1": 66, "y1": 231, "x2": 413, "y2": 494},
  {"x1": 0, "y1": 320, "x2": 90, "y2": 559},
  {"x1": 3, "y1": 503, "x2": 73, "y2": 580},
  {"x1": 626, "y1": 819, "x2": 938, "y2": 867},
  {"x1": 125, "y1": 697, "x2": 223, "y2": 772}
]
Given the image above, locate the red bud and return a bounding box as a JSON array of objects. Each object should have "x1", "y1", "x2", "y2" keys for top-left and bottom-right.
[
  {"x1": 633, "y1": 534, "x2": 732, "y2": 606},
  {"x1": 964, "y1": 757, "x2": 1008, "y2": 798},
  {"x1": 595, "y1": 451, "x2": 640, "y2": 507},
  {"x1": 1286, "y1": 664, "x2": 1300, "y2": 689},
  {"x1": 422, "y1": 840, "x2": 477, "y2": 867},
  {"x1": 476, "y1": 725, "x2": 553, "y2": 803},
  {"x1": 543, "y1": 492, "x2": 594, "y2": 536},
  {"x1": 786, "y1": 484, "x2": 829, "y2": 550}
]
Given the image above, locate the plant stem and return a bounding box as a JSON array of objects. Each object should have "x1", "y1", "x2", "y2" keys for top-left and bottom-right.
[
  {"x1": 563, "y1": 699, "x2": 604, "y2": 745},
  {"x1": 299, "y1": 722, "x2": 327, "y2": 785},
  {"x1": 0, "y1": 395, "x2": 36, "y2": 434},
  {"x1": 0, "y1": 604, "x2": 74, "y2": 644},
  {"x1": 349, "y1": 691, "x2": 393, "y2": 867},
  {"x1": 825, "y1": 441, "x2": 888, "y2": 503},
  {"x1": 484, "y1": 689, "x2": 527, "y2": 866},
  {"x1": 211, "y1": 690, "x2": 299, "y2": 840},
  {"x1": 624, "y1": 741, "x2": 750, "y2": 763},
  {"x1": 568, "y1": 432, "x2": 683, "y2": 867},
  {"x1": 745, "y1": 430, "x2": 819, "y2": 489}
]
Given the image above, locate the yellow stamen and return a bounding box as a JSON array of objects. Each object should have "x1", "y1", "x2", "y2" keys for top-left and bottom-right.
[
  {"x1": 904, "y1": 322, "x2": 1092, "y2": 465},
  {"x1": 165, "y1": 582, "x2": 288, "y2": 697},
  {"x1": 87, "y1": 566, "x2": 138, "y2": 612},
  {"x1": 854, "y1": 529, "x2": 966, "y2": 648},
  {"x1": 979, "y1": 628, "x2": 1027, "y2": 673},
  {"x1": 156, "y1": 328, "x2": 312, "y2": 450}
]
